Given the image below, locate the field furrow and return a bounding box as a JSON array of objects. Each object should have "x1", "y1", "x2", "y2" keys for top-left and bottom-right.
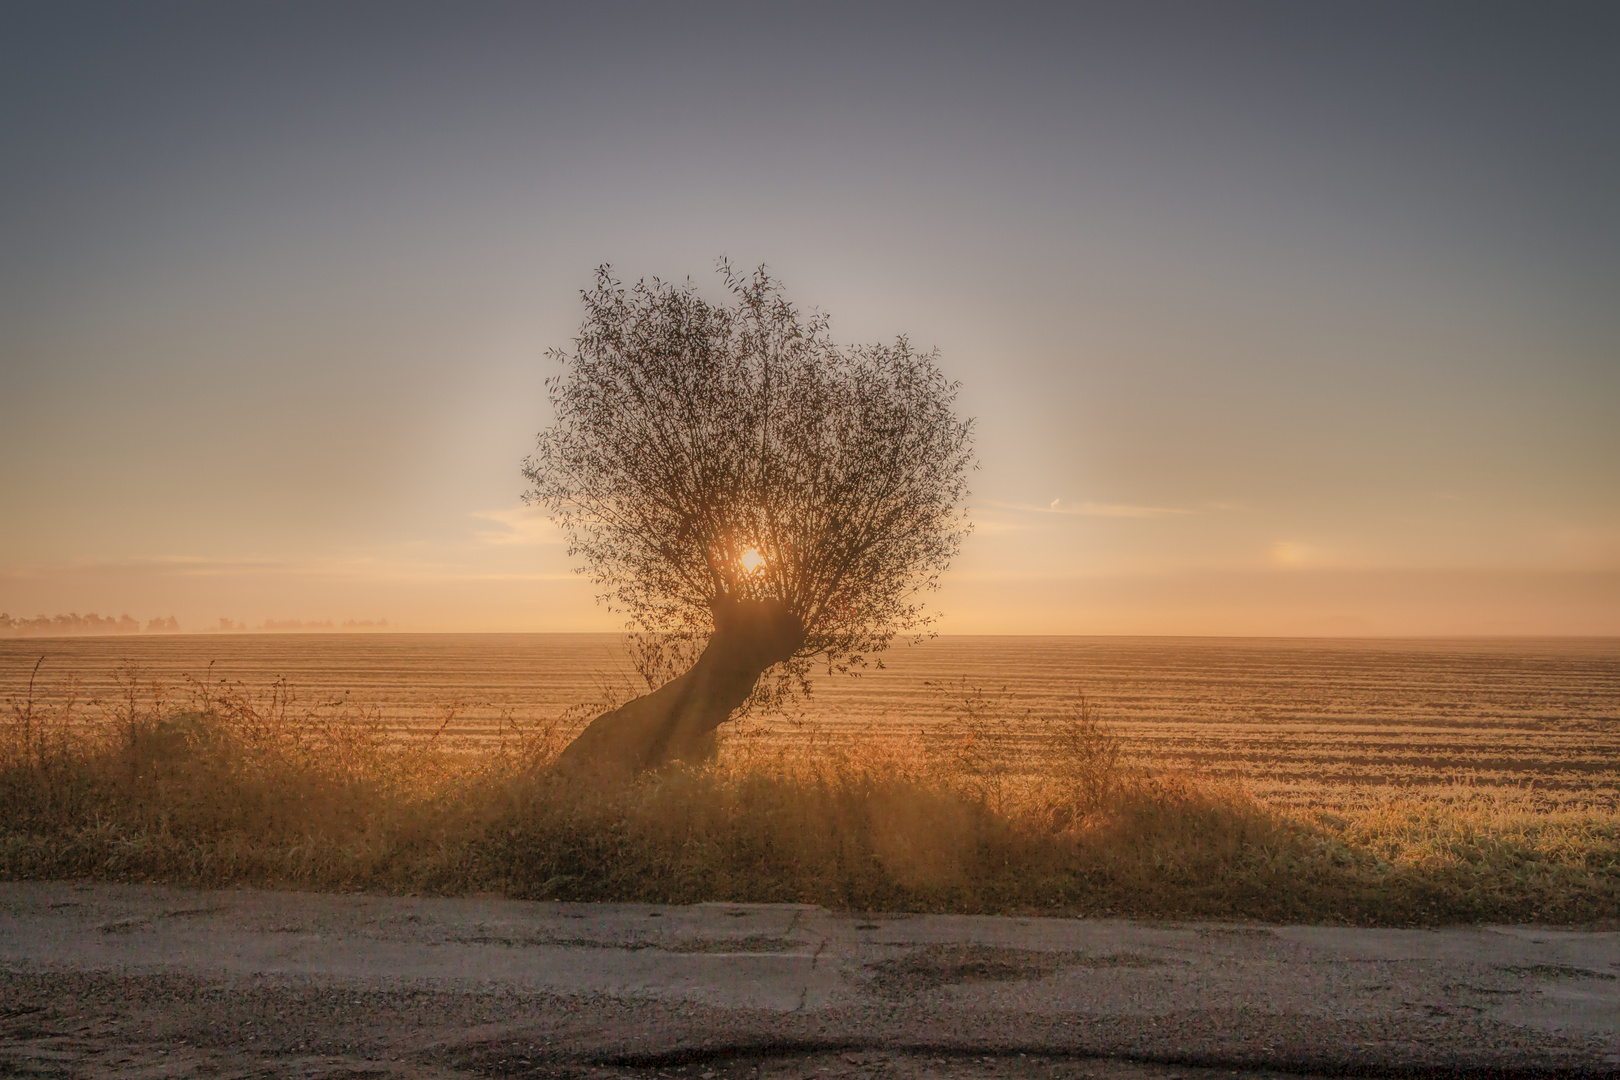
[{"x1": 5, "y1": 634, "x2": 1616, "y2": 813}]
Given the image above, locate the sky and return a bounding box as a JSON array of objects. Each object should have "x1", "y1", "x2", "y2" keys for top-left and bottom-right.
[{"x1": 2, "y1": 1, "x2": 1617, "y2": 636}]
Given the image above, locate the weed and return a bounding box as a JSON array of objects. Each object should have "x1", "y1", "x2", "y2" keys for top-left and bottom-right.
[{"x1": 0, "y1": 669, "x2": 1614, "y2": 925}]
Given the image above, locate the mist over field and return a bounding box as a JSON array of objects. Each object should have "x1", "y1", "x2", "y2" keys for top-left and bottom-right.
[
  {"x1": 1, "y1": 0, "x2": 1616, "y2": 938},
  {"x1": 2, "y1": 4, "x2": 1617, "y2": 637},
  {"x1": 4, "y1": 8, "x2": 1620, "y2": 1077}
]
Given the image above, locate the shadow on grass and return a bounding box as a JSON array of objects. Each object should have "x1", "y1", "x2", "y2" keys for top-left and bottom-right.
[{"x1": 482, "y1": 767, "x2": 1616, "y2": 924}]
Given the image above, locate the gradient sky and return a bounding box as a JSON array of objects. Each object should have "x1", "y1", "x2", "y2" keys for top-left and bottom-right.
[{"x1": 3, "y1": 1, "x2": 1617, "y2": 635}]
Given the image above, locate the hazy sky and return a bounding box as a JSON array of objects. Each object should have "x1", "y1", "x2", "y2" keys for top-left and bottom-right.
[{"x1": 3, "y1": 1, "x2": 1617, "y2": 635}]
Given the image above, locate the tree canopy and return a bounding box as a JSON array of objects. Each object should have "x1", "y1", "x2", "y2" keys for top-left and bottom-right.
[{"x1": 523, "y1": 263, "x2": 975, "y2": 698}]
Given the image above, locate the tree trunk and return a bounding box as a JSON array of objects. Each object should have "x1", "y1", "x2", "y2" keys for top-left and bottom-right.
[{"x1": 554, "y1": 598, "x2": 805, "y2": 779}]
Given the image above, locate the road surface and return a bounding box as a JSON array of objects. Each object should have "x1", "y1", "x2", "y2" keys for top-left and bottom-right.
[{"x1": 1, "y1": 882, "x2": 1616, "y2": 1078}]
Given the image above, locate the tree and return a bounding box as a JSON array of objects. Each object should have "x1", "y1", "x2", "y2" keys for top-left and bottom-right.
[{"x1": 523, "y1": 263, "x2": 975, "y2": 777}]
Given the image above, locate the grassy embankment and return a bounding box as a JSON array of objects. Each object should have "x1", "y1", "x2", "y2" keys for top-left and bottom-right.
[{"x1": 2, "y1": 665, "x2": 1614, "y2": 925}]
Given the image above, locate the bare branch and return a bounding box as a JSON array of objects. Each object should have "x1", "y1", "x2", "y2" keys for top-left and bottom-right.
[{"x1": 522, "y1": 263, "x2": 976, "y2": 697}]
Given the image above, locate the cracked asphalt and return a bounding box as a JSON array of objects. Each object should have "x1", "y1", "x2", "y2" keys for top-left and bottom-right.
[{"x1": 1, "y1": 882, "x2": 1616, "y2": 1078}]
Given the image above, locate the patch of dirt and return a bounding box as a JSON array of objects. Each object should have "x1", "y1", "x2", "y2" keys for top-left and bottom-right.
[
  {"x1": 1194, "y1": 927, "x2": 1276, "y2": 940},
  {"x1": 863, "y1": 945, "x2": 1162, "y2": 999},
  {"x1": 457, "y1": 1049, "x2": 1327, "y2": 1079},
  {"x1": 437, "y1": 934, "x2": 805, "y2": 953},
  {"x1": 1496, "y1": 964, "x2": 1618, "y2": 981},
  {"x1": 662, "y1": 935, "x2": 805, "y2": 954}
]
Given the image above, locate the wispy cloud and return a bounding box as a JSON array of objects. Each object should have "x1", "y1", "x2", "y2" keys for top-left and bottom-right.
[
  {"x1": 990, "y1": 499, "x2": 1192, "y2": 518},
  {"x1": 469, "y1": 506, "x2": 563, "y2": 546},
  {"x1": 967, "y1": 518, "x2": 1034, "y2": 535},
  {"x1": 1269, "y1": 540, "x2": 1345, "y2": 568},
  {"x1": 0, "y1": 554, "x2": 577, "y2": 584}
]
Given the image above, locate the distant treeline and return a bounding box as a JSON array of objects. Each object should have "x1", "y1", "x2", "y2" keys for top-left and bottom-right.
[
  {"x1": 0, "y1": 613, "x2": 180, "y2": 637},
  {"x1": 0, "y1": 613, "x2": 394, "y2": 637}
]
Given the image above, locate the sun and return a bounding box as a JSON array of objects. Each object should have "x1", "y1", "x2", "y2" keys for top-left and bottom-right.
[{"x1": 739, "y1": 547, "x2": 765, "y2": 573}]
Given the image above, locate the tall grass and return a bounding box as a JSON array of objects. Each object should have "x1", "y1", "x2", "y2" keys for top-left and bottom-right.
[{"x1": 2, "y1": 665, "x2": 1614, "y2": 925}]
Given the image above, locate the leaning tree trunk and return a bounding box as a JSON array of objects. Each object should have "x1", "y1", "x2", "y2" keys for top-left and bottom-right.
[{"x1": 554, "y1": 598, "x2": 805, "y2": 779}]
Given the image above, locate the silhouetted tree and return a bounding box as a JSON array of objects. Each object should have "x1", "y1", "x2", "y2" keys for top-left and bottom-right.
[{"x1": 524, "y1": 263, "x2": 975, "y2": 776}]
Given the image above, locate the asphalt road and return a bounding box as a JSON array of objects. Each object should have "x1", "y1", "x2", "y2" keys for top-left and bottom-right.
[{"x1": 1, "y1": 882, "x2": 1616, "y2": 1079}]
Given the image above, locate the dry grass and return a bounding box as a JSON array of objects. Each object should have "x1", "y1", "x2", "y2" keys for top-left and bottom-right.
[
  {"x1": 8, "y1": 636, "x2": 1614, "y2": 813},
  {"x1": 1, "y1": 664, "x2": 1615, "y2": 925}
]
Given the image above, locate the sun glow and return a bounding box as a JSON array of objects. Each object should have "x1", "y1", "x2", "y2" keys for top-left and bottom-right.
[{"x1": 739, "y1": 548, "x2": 765, "y2": 573}]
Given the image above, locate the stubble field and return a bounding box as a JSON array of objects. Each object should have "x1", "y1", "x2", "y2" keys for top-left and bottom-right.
[
  {"x1": 3, "y1": 633, "x2": 1615, "y2": 812},
  {"x1": 3, "y1": 633, "x2": 1616, "y2": 923}
]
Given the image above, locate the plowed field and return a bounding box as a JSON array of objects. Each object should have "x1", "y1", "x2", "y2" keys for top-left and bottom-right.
[{"x1": 4, "y1": 634, "x2": 1616, "y2": 811}]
